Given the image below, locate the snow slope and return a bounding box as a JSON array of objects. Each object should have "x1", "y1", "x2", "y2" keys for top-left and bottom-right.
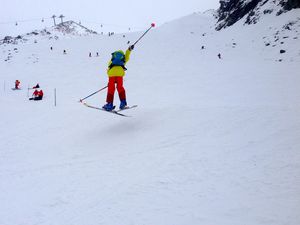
[{"x1": 1, "y1": 10, "x2": 300, "y2": 225}]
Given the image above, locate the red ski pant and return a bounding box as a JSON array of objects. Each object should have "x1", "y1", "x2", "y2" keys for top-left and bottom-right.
[{"x1": 106, "y1": 76, "x2": 126, "y2": 103}]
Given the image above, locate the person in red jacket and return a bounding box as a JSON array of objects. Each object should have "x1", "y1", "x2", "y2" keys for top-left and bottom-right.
[
  {"x1": 38, "y1": 90, "x2": 44, "y2": 99},
  {"x1": 29, "y1": 89, "x2": 43, "y2": 101},
  {"x1": 15, "y1": 80, "x2": 20, "y2": 89}
]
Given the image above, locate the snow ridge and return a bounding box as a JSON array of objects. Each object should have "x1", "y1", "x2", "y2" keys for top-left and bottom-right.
[{"x1": 0, "y1": 20, "x2": 97, "y2": 46}]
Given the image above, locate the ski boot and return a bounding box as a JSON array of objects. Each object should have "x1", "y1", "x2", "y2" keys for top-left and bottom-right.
[
  {"x1": 102, "y1": 102, "x2": 115, "y2": 111},
  {"x1": 119, "y1": 99, "x2": 127, "y2": 110}
]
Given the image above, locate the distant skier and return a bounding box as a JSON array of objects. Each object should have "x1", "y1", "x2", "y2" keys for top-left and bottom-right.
[
  {"x1": 15, "y1": 80, "x2": 20, "y2": 89},
  {"x1": 218, "y1": 53, "x2": 222, "y2": 59},
  {"x1": 89, "y1": 52, "x2": 92, "y2": 57},
  {"x1": 102, "y1": 45, "x2": 134, "y2": 111},
  {"x1": 63, "y1": 50, "x2": 67, "y2": 54},
  {"x1": 29, "y1": 89, "x2": 43, "y2": 101}
]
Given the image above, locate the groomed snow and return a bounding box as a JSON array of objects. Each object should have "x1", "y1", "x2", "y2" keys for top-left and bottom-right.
[{"x1": 1, "y1": 9, "x2": 300, "y2": 225}]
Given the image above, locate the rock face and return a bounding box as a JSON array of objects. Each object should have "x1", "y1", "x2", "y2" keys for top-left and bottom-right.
[
  {"x1": 216, "y1": 0, "x2": 300, "y2": 30},
  {"x1": 217, "y1": 0, "x2": 261, "y2": 30},
  {"x1": 281, "y1": 0, "x2": 300, "y2": 10}
]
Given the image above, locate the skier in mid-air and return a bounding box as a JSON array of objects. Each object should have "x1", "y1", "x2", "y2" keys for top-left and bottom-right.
[
  {"x1": 102, "y1": 45, "x2": 134, "y2": 111},
  {"x1": 79, "y1": 23, "x2": 155, "y2": 115}
]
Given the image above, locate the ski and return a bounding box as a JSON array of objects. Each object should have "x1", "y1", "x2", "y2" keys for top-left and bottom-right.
[
  {"x1": 82, "y1": 102, "x2": 129, "y2": 117},
  {"x1": 116, "y1": 105, "x2": 138, "y2": 112}
]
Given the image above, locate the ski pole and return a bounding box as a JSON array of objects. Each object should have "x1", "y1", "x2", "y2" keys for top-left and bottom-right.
[
  {"x1": 79, "y1": 85, "x2": 108, "y2": 102},
  {"x1": 132, "y1": 23, "x2": 155, "y2": 46}
]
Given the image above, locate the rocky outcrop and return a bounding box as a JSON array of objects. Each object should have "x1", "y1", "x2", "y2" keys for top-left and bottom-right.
[
  {"x1": 216, "y1": 0, "x2": 261, "y2": 30},
  {"x1": 281, "y1": 0, "x2": 300, "y2": 10},
  {"x1": 216, "y1": 0, "x2": 300, "y2": 30}
]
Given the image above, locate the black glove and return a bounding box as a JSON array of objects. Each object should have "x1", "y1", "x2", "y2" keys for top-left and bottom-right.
[{"x1": 129, "y1": 45, "x2": 134, "y2": 51}]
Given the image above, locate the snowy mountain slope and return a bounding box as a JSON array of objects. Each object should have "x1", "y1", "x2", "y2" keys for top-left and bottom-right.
[
  {"x1": 1, "y1": 8, "x2": 300, "y2": 225},
  {"x1": 0, "y1": 20, "x2": 97, "y2": 47},
  {"x1": 0, "y1": 21, "x2": 98, "y2": 63},
  {"x1": 53, "y1": 20, "x2": 98, "y2": 35}
]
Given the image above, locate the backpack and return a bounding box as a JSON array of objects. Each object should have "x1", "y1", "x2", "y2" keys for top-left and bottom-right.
[{"x1": 109, "y1": 51, "x2": 127, "y2": 70}]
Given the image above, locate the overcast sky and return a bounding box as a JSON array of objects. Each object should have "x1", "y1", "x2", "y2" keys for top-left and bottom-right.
[{"x1": 0, "y1": 0, "x2": 220, "y2": 37}]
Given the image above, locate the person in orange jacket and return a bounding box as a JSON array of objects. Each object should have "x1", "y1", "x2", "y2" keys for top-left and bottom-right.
[{"x1": 102, "y1": 45, "x2": 134, "y2": 111}]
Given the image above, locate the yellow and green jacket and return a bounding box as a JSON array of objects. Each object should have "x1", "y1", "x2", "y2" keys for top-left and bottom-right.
[{"x1": 107, "y1": 49, "x2": 131, "y2": 77}]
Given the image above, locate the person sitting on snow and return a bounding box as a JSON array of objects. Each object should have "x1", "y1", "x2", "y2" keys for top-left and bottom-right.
[
  {"x1": 38, "y1": 90, "x2": 44, "y2": 99},
  {"x1": 29, "y1": 89, "x2": 43, "y2": 101}
]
